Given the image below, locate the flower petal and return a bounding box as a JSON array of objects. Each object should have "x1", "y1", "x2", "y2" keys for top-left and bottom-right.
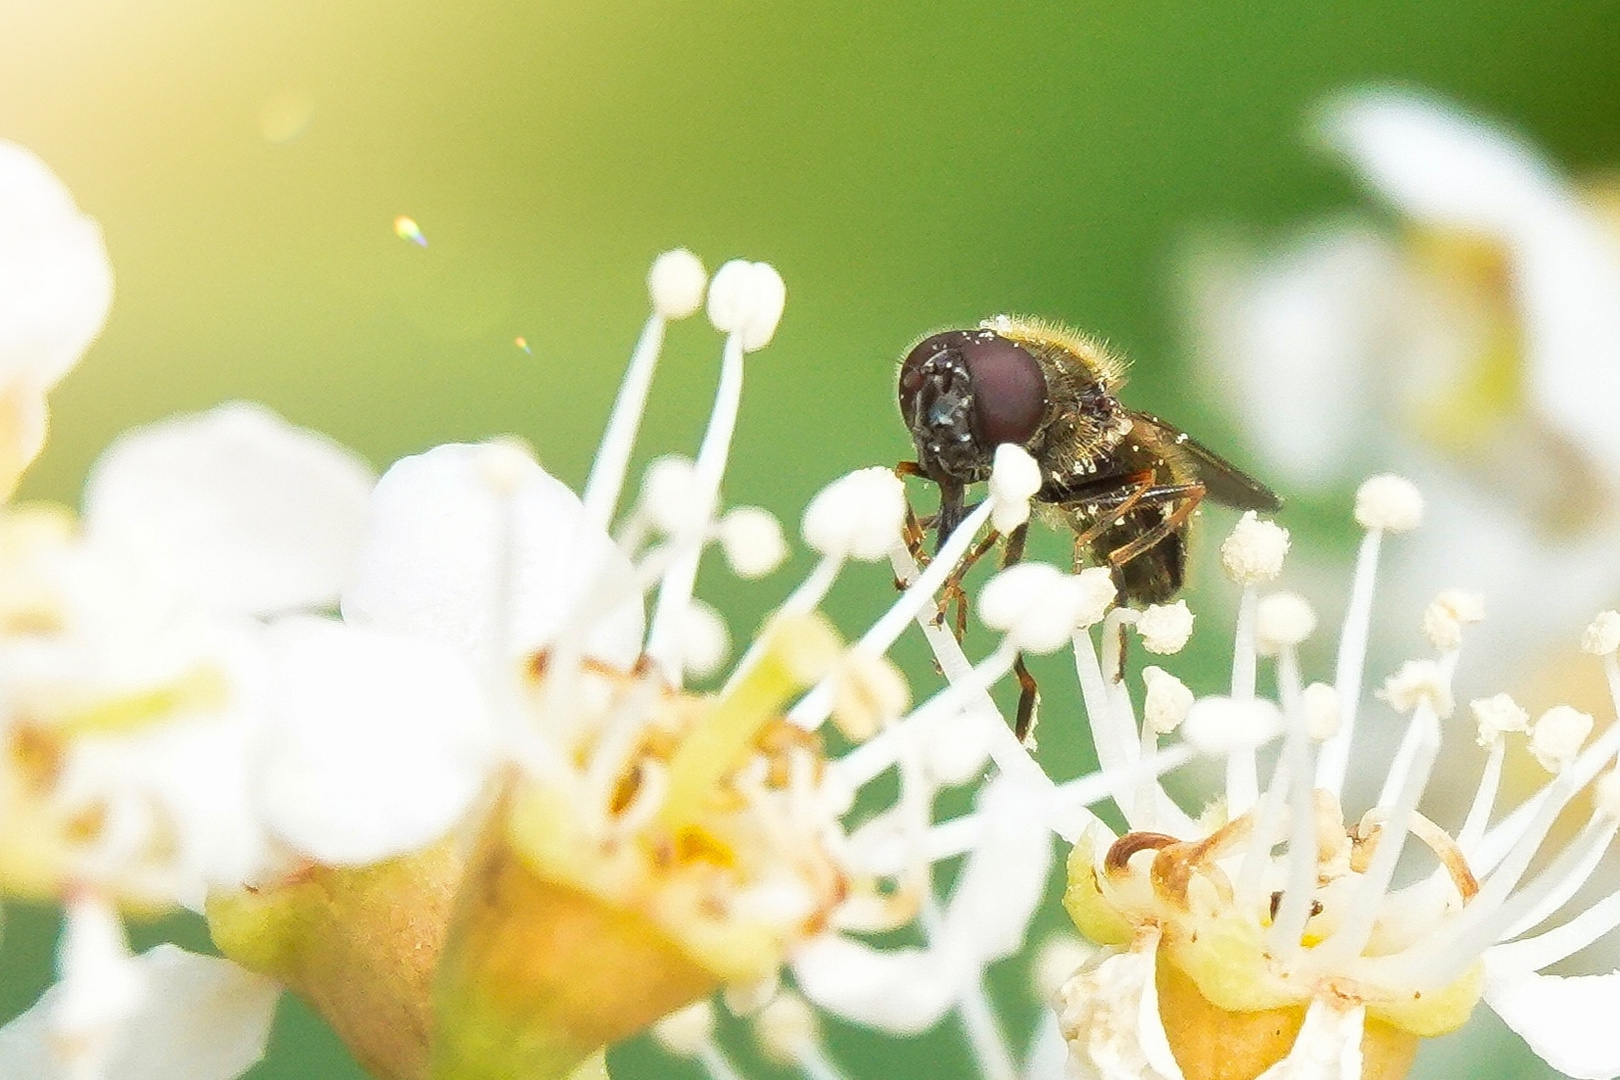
[
  {"x1": 342, "y1": 443, "x2": 644, "y2": 669},
  {"x1": 1322, "y1": 88, "x2": 1620, "y2": 485},
  {"x1": 0, "y1": 945, "x2": 278, "y2": 1080},
  {"x1": 1056, "y1": 937, "x2": 1184, "y2": 1080},
  {"x1": 1186, "y1": 228, "x2": 1403, "y2": 490},
  {"x1": 940, "y1": 776, "x2": 1053, "y2": 963},
  {"x1": 257, "y1": 616, "x2": 495, "y2": 865},
  {"x1": 790, "y1": 933, "x2": 966, "y2": 1035},
  {"x1": 1319, "y1": 88, "x2": 1566, "y2": 237},
  {"x1": 1255, "y1": 1001, "x2": 1364, "y2": 1080},
  {"x1": 83, "y1": 404, "x2": 376, "y2": 617},
  {"x1": 1485, "y1": 965, "x2": 1620, "y2": 1080},
  {"x1": 0, "y1": 141, "x2": 112, "y2": 390}
]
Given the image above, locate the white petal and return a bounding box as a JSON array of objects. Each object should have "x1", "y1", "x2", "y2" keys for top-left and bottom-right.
[
  {"x1": 790, "y1": 933, "x2": 966, "y2": 1034},
  {"x1": 1056, "y1": 940, "x2": 1184, "y2": 1080},
  {"x1": 0, "y1": 141, "x2": 113, "y2": 389},
  {"x1": 258, "y1": 616, "x2": 495, "y2": 865},
  {"x1": 1254, "y1": 1000, "x2": 1364, "y2": 1080},
  {"x1": 343, "y1": 444, "x2": 644, "y2": 669},
  {"x1": 1021, "y1": 1011, "x2": 1069, "y2": 1080},
  {"x1": 1320, "y1": 88, "x2": 1566, "y2": 237},
  {"x1": 0, "y1": 946, "x2": 278, "y2": 1080},
  {"x1": 83, "y1": 404, "x2": 376, "y2": 617},
  {"x1": 940, "y1": 777, "x2": 1053, "y2": 962},
  {"x1": 1485, "y1": 965, "x2": 1620, "y2": 1080},
  {"x1": 1186, "y1": 228, "x2": 1402, "y2": 491},
  {"x1": 1323, "y1": 88, "x2": 1620, "y2": 486}
]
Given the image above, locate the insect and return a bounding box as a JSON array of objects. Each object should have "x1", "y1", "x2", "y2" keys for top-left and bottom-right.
[{"x1": 896, "y1": 315, "x2": 1281, "y2": 738}]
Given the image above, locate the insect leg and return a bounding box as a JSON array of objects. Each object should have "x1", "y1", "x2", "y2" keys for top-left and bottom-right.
[
  {"x1": 936, "y1": 527, "x2": 1002, "y2": 636},
  {"x1": 1066, "y1": 472, "x2": 1157, "y2": 565},
  {"x1": 997, "y1": 522, "x2": 1041, "y2": 744},
  {"x1": 1104, "y1": 485, "x2": 1206, "y2": 571}
]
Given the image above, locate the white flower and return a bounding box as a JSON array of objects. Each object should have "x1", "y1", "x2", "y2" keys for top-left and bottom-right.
[
  {"x1": 0, "y1": 943, "x2": 278, "y2": 1080},
  {"x1": 1188, "y1": 87, "x2": 1620, "y2": 680},
  {"x1": 0, "y1": 142, "x2": 113, "y2": 496},
  {"x1": 1053, "y1": 477, "x2": 1620, "y2": 1080}
]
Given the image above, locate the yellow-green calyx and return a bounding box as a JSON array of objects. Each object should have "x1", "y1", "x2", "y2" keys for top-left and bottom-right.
[
  {"x1": 207, "y1": 837, "x2": 466, "y2": 1080},
  {"x1": 1061, "y1": 792, "x2": 1486, "y2": 1080},
  {"x1": 430, "y1": 613, "x2": 848, "y2": 1080}
]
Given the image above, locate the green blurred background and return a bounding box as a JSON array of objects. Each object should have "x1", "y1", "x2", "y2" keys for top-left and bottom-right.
[{"x1": 4, "y1": 2, "x2": 1619, "y2": 1077}]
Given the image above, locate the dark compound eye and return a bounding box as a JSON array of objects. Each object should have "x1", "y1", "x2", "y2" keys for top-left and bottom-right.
[{"x1": 959, "y1": 331, "x2": 1046, "y2": 445}]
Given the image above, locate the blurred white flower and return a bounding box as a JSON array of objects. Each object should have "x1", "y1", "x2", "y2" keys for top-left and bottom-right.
[
  {"x1": 1050, "y1": 484, "x2": 1620, "y2": 1080},
  {"x1": 0, "y1": 142, "x2": 113, "y2": 497},
  {"x1": 1187, "y1": 87, "x2": 1620, "y2": 675}
]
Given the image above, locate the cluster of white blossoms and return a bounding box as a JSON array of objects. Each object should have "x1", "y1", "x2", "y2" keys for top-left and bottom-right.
[
  {"x1": 6, "y1": 134, "x2": 1620, "y2": 1080},
  {"x1": 0, "y1": 141, "x2": 1170, "y2": 1080}
]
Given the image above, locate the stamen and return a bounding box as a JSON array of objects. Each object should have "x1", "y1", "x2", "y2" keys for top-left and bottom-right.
[
  {"x1": 1499, "y1": 813, "x2": 1620, "y2": 942},
  {"x1": 656, "y1": 613, "x2": 839, "y2": 831},
  {"x1": 646, "y1": 261, "x2": 783, "y2": 683},
  {"x1": 1375, "y1": 659, "x2": 1456, "y2": 810},
  {"x1": 1309, "y1": 700, "x2": 1441, "y2": 970},
  {"x1": 1528, "y1": 705, "x2": 1594, "y2": 774},
  {"x1": 1473, "y1": 720, "x2": 1620, "y2": 875},
  {"x1": 987, "y1": 444, "x2": 1041, "y2": 535},
  {"x1": 1318, "y1": 528, "x2": 1382, "y2": 794},
  {"x1": 787, "y1": 500, "x2": 993, "y2": 729},
  {"x1": 1411, "y1": 770, "x2": 1584, "y2": 983},
  {"x1": 1074, "y1": 625, "x2": 1194, "y2": 835},
  {"x1": 1455, "y1": 693, "x2": 1525, "y2": 855},
  {"x1": 827, "y1": 639, "x2": 1020, "y2": 793},
  {"x1": 1582, "y1": 610, "x2": 1620, "y2": 657},
  {"x1": 1488, "y1": 874, "x2": 1620, "y2": 976},
  {"x1": 1136, "y1": 600, "x2": 1194, "y2": 655},
  {"x1": 1268, "y1": 686, "x2": 1322, "y2": 954},
  {"x1": 1318, "y1": 476, "x2": 1422, "y2": 795},
  {"x1": 1422, "y1": 589, "x2": 1484, "y2": 653},
  {"x1": 582, "y1": 249, "x2": 706, "y2": 533},
  {"x1": 717, "y1": 506, "x2": 788, "y2": 579},
  {"x1": 754, "y1": 992, "x2": 851, "y2": 1080}
]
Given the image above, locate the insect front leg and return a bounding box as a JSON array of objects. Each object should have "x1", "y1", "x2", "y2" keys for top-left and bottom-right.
[{"x1": 997, "y1": 522, "x2": 1041, "y2": 744}]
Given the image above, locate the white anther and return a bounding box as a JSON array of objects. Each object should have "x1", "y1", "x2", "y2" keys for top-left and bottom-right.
[
  {"x1": 473, "y1": 437, "x2": 535, "y2": 495},
  {"x1": 649, "y1": 248, "x2": 707, "y2": 319},
  {"x1": 1596, "y1": 771, "x2": 1620, "y2": 821},
  {"x1": 653, "y1": 1000, "x2": 716, "y2": 1057},
  {"x1": 707, "y1": 259, "x2": 786, "y2": 352},
  {"x1": 831, "y1": 652, "x2": 910, "y2": 743},
  {"x1": 719, "y1": 506, "x2": 787, "y2": 578},
  {"x1": 1470, "y1": 693, "x2": 1529, "y2": 748},
  {"x1": 1255, "y1": 591, "x2": 1316, "y2": 656},
  {"x1": 642, "y1": 455, "x2": 703, "y2": 534},
  {"x1": 1529, "y1": 705, "x2": 1594, "y2": 774},
  {"x1": 1378, "y1": 659, "x2": 1454, "y2": 719},
  {"x1": 1422, "y1": 589, "x2": 1485, "y2": 653},
  {"x1": 1181, "y1": 695, "x2": 1284, "y2": 755},
  {"x1": 801, "y1": 467, "x2": 906, "y2": 562},
  {"x1": 1142, "y1": 666, "x2": 1194, "y2": 735},
  {"x1": 1219, "y1": 512, "x2": 1290, "y2": 584},
  {"x1": 989, "y1": 443, "x2": 1042, "y2": 534},
  {"x1": 1032, "y1": 934, "x2": 1094, "y2": 1000},
  {"x1": 1073, "y1": 566, "x2": 1119, "y2": 629},
  {"x1": 1354, "y1": 474, "x2": 1423, "y2": 532},
  {"x1": 981, "y1": 563, "x2": 1110, "y2": 653},
  {"x1": 755, "y1": 991, "x2": 818, "y2": 1065},
  {"x1": 1136, "y1": 600, "x2": 1194, "y2": 654},
  {"x1": 1582, "y1": 611, "x2": 1620, "y2": 657},
  {"x1": 679, "y1": 599, "x2": 730, "y2": 680},
  {"x1": 1301, "y1": 682, "x2": 1341, "y2": 741}
]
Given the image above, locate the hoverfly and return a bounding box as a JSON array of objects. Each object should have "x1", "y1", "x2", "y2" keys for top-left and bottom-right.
[{"x1": 897, "y1": 316, "x2": 1281, "y2": 739}]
